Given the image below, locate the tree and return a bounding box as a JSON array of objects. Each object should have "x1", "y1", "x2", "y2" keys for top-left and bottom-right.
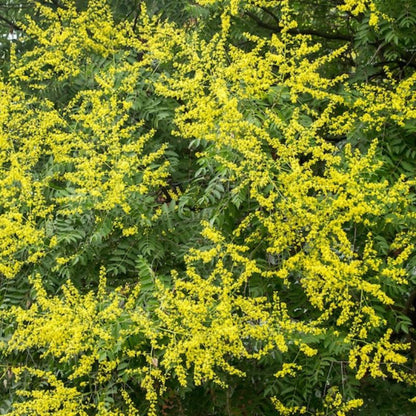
[{"x1": 1, "y1": 0, "x2": 416, "y2": 414}]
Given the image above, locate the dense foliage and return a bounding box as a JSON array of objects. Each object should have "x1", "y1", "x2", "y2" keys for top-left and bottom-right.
[{"x1": 1, "y1": 0, "x2": 416, "y2": 414}]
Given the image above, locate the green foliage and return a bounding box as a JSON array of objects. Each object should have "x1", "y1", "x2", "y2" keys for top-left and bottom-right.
[{"x1": 1, "y1": 0, "x2": 416, "y2": 415}]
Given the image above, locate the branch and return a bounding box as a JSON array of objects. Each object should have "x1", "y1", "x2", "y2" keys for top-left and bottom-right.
[
  {"x1": 290, "y1": 28, "x2": 353, "y2": 42},
  {"x1": 0, "y1": 14, "x2": 22, "y2": 31},
  {"x1": 35, "y1": 0, "x2": 68, "y2": 10},
  {"x1": 373, "y1": 59, "x2": 416, "y2": 70},
  {"x1": 244, "y1": 10, "x2": 278, "y2": 31},
  {"x1": 259, "y1": 6, "x2": 280, "y2": 25},
  {"x1": 0, "y1": 3, "x2": 31, "y2": 8},
  {"x1": 244, "y1": 11, "x2": 353, "y2": 42}
]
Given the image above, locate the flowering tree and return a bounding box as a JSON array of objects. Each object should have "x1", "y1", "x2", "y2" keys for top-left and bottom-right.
[{"x1": 1, "y1": 0, "x2": 416, "y2": 414}]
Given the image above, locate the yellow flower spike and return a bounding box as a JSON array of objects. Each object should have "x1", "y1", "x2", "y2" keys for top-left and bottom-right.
[{"x1": 2, "y1": 0, "x2": 416, "y2": 414}]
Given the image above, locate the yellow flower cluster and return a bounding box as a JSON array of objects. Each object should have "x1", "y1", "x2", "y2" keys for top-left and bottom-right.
[
  {"x1": 2, "y1": 0, "x2": 416, "y2": 414},
  {"x1": 9, "y1": 369, "x2": 85, "y2": 416},
  {"x1": 349, "y1": 329, "x2": 410, "y2": 380},
  {"x1": 338, "y1": 0, "x2": 383, "y2": 27},
  {"x1": 320, "y1": 386, "x2": 363, "y2": 416},
  {"x1": 142, "y1": 3, "x2": 415, "y2": 342},
  {"x1": 0, "y1": 3, "x2": 170, "y2": 279},
  {"x1": 6, "y1": 272, "x2": 155, "y2": 415},
  {"x1": 134, "y1": 1, "x2": 416, "y2": 412},
  {"x1": 12, "y1": 0, "x2": 128, "y2": 83}
]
